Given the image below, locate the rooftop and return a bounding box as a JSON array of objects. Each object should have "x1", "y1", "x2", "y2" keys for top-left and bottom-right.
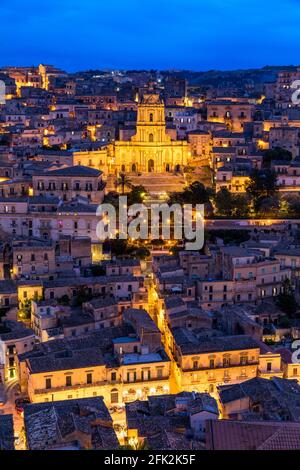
[
  {"x1": 206, "y1": 419, "x2": 300, "y2": 450},
  {"x1": 0, "y1": 415, "x2": 14, "y2": 450},
  {"x1": 36, "y1": 165, "x2": 102, "y2": 177},
  {"x1": 172, "y1": 329, "x2": 260, "y2": 355},
  {"x1": 24, "y1": 397, "x2": 119, "y2": 450}
]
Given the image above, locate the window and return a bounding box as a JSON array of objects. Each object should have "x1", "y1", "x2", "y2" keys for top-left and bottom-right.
[
  {"x1": 66, "y1": 376, "x2": 72, "y2": 387},
  {"x1": 111, "y1": 389, "x2": 119, "y2": 404},
  {"x1": 267, "y1": 362, "x2": 272, "y2": 372},
  {"x1": 293, "y1": 368, "x2": 298, "y2": 376},
  {"x1": 149, "y1": 133, "x2": 154, "y2": 143},
  {"x1": 86, "y1": 373, "x2": 93, "y2": 384},
  {"x1": 45, "y1": 378, "x2": 52, "y2": 389},
  {"x1": 240, "y1": 356, "x2": 248, "y2": 366},
  {"x1": 157, "y1": 368, "x2": 163, "y2": 379},
  {"x1": 209, "y1": 359, "x2": 215, "y2": 368},
  {"x1": 149, "y1": 113, "x2": 153, "y2": 122},
  {"x1": 142, "y1": 370, "x2": 151, "y2": 381},
  {"x1": 193, "y1": 360, "x2": 198, "y2": 369},
  {"x1": 223, "y1": 357, "x2": 230, "y2": 367},
  {"x1": 111, "y1": 372, "x2": 117, "y2": 381},
  {"x1": 127, "y1": 371, "x2": 136, "y2": 382}
]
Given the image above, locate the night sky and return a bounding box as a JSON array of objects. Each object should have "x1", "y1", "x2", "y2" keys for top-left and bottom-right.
[{"x1": 1, "y1": 0, "x2": 300, "y2": 71}]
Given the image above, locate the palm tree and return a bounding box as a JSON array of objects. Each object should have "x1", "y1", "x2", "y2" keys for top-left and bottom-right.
[{"x1": 115, "y1": 173, "x2": 133, "y2": 194}]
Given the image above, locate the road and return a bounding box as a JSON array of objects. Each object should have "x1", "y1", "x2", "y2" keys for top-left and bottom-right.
[{"x1": 145, "y1": 261, "x2": 180, "y2": 395}]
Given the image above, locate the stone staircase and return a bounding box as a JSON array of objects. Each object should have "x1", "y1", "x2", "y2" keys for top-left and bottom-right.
[
  {"x1": 105, "y1": 172, "x2": 187, "y2": 196},
  {"x1": 128, "y1": 172, "x2": 186, "y2": 195}
]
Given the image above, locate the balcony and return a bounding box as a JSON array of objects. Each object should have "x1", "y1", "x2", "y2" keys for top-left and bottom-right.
[
  {"x1": 182, "y1": 362, "x2": 259, "y2": 373},
  {"x1": 123, "y1": 376, "x2": 169, "y2": 385},
  {"x1": 33, "y1": 375, "x2": 169, "y2": 395},
  {"x1": 257, "y1": 368, "x2": 282, "y2": 377},
  {"x1": 34, "y1": 379, "x2": 112, "y2": 395}
]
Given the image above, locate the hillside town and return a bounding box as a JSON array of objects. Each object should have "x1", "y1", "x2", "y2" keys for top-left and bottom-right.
[{"x1": 1, "y1": 64, "x2": 300, "y2": 451}]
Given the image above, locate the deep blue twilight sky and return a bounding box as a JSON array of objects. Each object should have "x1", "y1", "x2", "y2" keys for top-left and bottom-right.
[{"x1": 1, "y1": 0, "x2": 300, "y2": 71}]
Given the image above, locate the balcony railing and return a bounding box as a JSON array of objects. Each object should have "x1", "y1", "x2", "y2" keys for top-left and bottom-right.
[
  {"x1": 182, "y1": 361, "x2": 259, "y2": 373},
  {"x1": 35, "y1": 379, "x2": 113, "y2": 395},
  {"x1": 34, "y1": 376, "x2": 169, "y2": 395}
]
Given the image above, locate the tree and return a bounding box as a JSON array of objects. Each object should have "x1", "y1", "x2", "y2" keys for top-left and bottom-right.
[
  {"x1": 257, "y1": 195, "x2": 280, "y2": 217},
  {"x1": 214, "y1": 188, "x2": 249, "y2": 217},
  {"x1": 262, "y1": 147, "x2": 292, "y2": 168},
  {"x1": 106, "y1": 239, "x2": 135, "y2": 257},
  {"x1": 75, "y1": 286, "x2": 93, "y2": 306},
  {"x1": 276, "y1": 279, "x2": 298, "y2": 318},
  {"x1": 233, "y1": 194, "x2": 250, "y2": 217},
  {"x1": 283, "y1": 194, "x2": 300, "y2": 218},
  {"x1": 19, "y1": 299, "x2": 32, "y2": 320},
  {"x1": 246, "y1": 169, "x2": 278, "y2": 214},
  {"x1": 169, "y1": 181, "x2": 211, "y2": 205},
  {"x1": 132, "y1": 247, "x2": 150, "y2": 260},
  {"x1": 115, "y1": 173, "x2": 133, "y2": 194},
  {"x1": 57, "y1": 295, "x2": 70, "y2": 306},
  {"x1": 104, "y1": 191, "x2": 120, "y2": 208},
  {"x1": 127, "y1": 185, "x2": 147, "y2": 205},
  {"x1": 90, "y1": 265, "x2": 106, "y2": 276}
]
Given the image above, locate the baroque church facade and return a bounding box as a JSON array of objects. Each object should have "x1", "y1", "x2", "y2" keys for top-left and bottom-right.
[{"x1": 111, "y1": 92, "x2": 190, "y2": 174}]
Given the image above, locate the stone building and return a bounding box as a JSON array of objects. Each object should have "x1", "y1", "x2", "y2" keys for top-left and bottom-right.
[{"x1": 112, "y1": 92, "x2": 189, "y2": 174}]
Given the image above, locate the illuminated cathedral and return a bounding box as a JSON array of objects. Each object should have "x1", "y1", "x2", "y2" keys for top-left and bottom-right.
[{"x1": 112, "y1": 92, "x2": 189, "y2": 174}]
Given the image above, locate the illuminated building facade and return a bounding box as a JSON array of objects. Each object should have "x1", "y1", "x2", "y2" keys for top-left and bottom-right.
[{"x1": 112, "y1": 92, "x2": 189, "y2": 174}]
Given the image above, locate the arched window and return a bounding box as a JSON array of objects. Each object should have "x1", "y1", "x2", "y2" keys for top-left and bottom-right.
[
  {"x1": 132, "y1": 164, "x2": 137, "y2": 172},
  {"x1": 121, "y1": 164, "x2": 126, "y2": 172},
  {"x1": 149, "y1": 133, "x2": 154, "y2": 143},
  {"x1": 149, "y1": 113, "x2": 153, "y2": 122},
  {"x1": 111, "y1": 388, "x2": 119, "y2": 404}
]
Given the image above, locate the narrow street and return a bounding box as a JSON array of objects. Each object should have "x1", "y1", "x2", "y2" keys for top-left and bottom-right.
[{"x1": 145, "y1": 258, "x2": 180, "y2": 395}]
